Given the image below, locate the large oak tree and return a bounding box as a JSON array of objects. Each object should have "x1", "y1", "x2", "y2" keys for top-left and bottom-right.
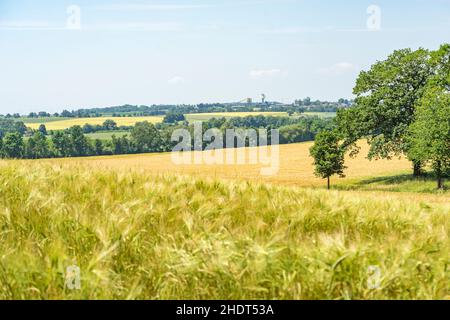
[{"x1": 337, "y1": 47, "x2": 435, "y2": 175}]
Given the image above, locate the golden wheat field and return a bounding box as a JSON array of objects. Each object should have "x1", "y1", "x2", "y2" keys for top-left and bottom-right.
[
  {"x1": 25, "y1": 116, "x2": 164, "y2": 130},
  {"x1": 43, "y1": 142, "x2": 407, "y2": 185},
  {"x1": 34, "y1": 141, "x2": 450, "y2": 204}
]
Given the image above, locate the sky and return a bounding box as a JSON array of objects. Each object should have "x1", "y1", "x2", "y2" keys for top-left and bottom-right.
[{"x1": 0, "y1": 0, "x2": 449, "y2": 114}]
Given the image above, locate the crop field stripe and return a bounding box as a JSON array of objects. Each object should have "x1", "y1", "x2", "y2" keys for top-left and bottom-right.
[
  {"x1": 24, "y1": 112, "x2": 336, "y2": 129},
  {"x1": 21, "y1": 141, "x2": 447, "y2": 196},
  {"x1": 25, "y1": 116, "x2": 164, "y2": 130}
]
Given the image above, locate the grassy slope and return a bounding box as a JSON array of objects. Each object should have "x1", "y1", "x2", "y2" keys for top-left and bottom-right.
[{"x1": 0, "y1": 162, "x2": 448, "y2": 299}]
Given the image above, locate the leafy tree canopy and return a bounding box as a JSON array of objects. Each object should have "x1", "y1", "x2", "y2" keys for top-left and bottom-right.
[
  {"x1": 337, "y1": 48, "x2": 433, "y2": 157},
  {"x1": 310, "y1": 130, "x2": 346, "y2": 189}
]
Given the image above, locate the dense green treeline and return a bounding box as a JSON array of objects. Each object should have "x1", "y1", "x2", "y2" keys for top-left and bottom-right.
[
  {"x1": 0, "y1": 116, "x2": 333, "y2": 160},
  {"x1": 0, "y1": 119, "x2": 27, "y2": 137}
]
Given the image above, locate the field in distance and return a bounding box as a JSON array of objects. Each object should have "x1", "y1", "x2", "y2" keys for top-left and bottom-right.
[
  {"x1": 25, "y1": 112, "x2": 287, "y2": 130},
  {"x1": 25, "y1": 116, "x2": 164, "y2": 130},
  {"x1": 19, "y1": 116, "x2": 71, "y2": 124},
  {"x1": 302, "y1": 112, "x2": 337, "y2": 118},
  {"x1": 185, "y1": 111, "x2": 288, "y2": 122},
  {"x1": 185, "y1": 111, "x2": 336, "y2": 122},
  {"x1": 85, "y1": 131, "x2": 130, "y2": 140},
  {"x1": 24, "y1": 112, "x2": 336, "y2": 130}
]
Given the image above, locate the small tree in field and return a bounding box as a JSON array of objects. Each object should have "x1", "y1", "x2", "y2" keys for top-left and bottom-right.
[
  {"x1": 310, "y1": 131, "x2": 346, "y2": 189},
  {"x1": 38, "y1": 124, "x2": 47, "y2": 135}
]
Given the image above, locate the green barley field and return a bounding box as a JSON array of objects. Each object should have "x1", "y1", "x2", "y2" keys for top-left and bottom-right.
[{"x1": 0, "y1": 161, "x2": 448, "y2": 300}]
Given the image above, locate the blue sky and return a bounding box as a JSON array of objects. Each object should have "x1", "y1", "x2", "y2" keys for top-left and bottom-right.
[{"x1": 0, "y1": 0, "x2": 449, "y2": 114}]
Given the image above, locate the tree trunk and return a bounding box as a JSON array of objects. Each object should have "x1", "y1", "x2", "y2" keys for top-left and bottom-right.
[
  {"x1": 327, "y1": 176, "x2": 330, "y2": 190},
  {"x1": 413, "y1": 161, "x2": 422, "y2": 177},
  {"x1": 436, "y1": 161, "x2": 443, "y2": 189}
]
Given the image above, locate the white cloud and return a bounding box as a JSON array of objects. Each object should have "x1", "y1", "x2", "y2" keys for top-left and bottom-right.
[
  {"x1": 260, "y1": 26, "x2": 383, "y2": 35},
  {"x1": 88, "y1": 22, "x2": 183, "y2": 32},
  {"x1": 96, "y1": 4, "x2": 212, "y2": 11},
  {"x1": 0, "y1": 20, "x2": 60, "y2": 30},
  {"x1": 0, "y1": 19, "x2": 183, "y2": 32},
  {"x1": 318, "y1": 62, "x2": 356, "y2": 75},
  {"x1": 168, "y1": 76, "x2": 185, "y2": 85},
  {"x1": 261, "y1": 26, "x2": 336, "y2": 34},
  {"x1": 249, "y1": 68, "x2": 282, "y2": 79}
]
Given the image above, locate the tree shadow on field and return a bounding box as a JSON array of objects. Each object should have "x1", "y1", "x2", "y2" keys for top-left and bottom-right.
[
  {"x1": 337, "y1": 172, "x2": 449, "y2": 193},
  {"x1": 357, "y1": 173, "x2": 434, "y2": 186}
]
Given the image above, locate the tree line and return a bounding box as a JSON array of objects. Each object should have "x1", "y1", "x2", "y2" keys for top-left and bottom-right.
[
  {"x1": 0, "y1": 115, "x2": 333, "y2": 160},
  {"x1": 1, "y1": 98, "x2": 349, "y2": 120},
  {"x1": 310, "y1": 44, "x2": 450, "y2": 189}
]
